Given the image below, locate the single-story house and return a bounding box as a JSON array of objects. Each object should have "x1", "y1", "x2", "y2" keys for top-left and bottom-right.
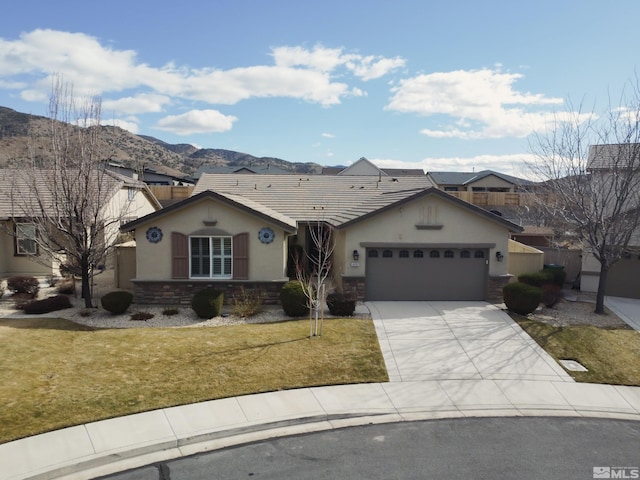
[
  {"x1": 426, "y1": 170, "x2": 533, "y2": 193},
  {"x1": 0, "y1": 168, "x2": 161, "y2": 279},
  {"x1": 121, "y1": 163, "x2": 523, "y2": 305}
]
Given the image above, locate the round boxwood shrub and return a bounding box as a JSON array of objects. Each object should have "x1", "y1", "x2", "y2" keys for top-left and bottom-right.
[
  {"x1": 101, "y1": 291, "x2": 134, "y2": 315},
  {"x1": 23, "y1": 295, "x2": 72, "y2": 314},
  {"x1": 517, "y1": 271, "x2": 553, "y2": 288},
  {"x1": 191, "y1": 287, "x2": 224, "y2": 319},
  {"x1": 280, "y1": 280, "x2": 309, "y2": 317},
  {"x1": 503, "y1": 282, "x2": 542, "y2": 315},
  {"x1": 326, "y1": 292, "x2": 356, "y2": 316}
]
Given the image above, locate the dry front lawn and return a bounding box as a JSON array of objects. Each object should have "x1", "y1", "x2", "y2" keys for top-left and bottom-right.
[
  {"x1": 0, "y1": 317, "x2": 387, "y2": 444},
  {"x1": 515, "y1": 318, "x2": 640, "y2": 385}
]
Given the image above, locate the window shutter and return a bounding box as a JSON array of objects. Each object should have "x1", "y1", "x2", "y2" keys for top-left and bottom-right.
[
  {"x1": 172, "y1": 232, "x2": 189, "y2": 279},
  {"x1": 233, "y1": 232, "x2": 249, "y2": 280}
]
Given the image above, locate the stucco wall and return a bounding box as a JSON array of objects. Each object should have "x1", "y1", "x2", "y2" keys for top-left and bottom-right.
[
  {"x1": 133, "y1": 198, "x2": 289, "y2": 281},
  {"x1": 0, "y1": 224, "x2": 54, "y2": 277},
  {"x1": 581, "y1": 251, "x2": 600, "y2": 293},
  {"x1": 103, "y1": 188, "x2": 159, "y2": 247},
  {"x1": 466, "y1": 175, "x2": 514, "y2": 192},
  {"x1": 339, "y1": 195, "x2": 511, "y2": 277}
]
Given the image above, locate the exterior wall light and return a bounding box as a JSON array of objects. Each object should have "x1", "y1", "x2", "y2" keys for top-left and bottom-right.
[
  {"x1": 353, "y1": 249, "x2": 360, "y2": 261},
  {"x1": 495, "y1": 251, "x2": 504, "y2": 262}
]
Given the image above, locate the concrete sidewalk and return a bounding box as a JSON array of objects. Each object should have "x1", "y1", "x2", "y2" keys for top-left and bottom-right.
[{"x1": 1, "y1": 380, "x2": 639, "y2": 480}]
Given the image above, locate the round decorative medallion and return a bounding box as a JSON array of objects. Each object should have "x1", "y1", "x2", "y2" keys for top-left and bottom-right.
[
  {"x1": 146, "y1": 226, "x2": 163, "y2": 243},
  {"x1": 258, "y1": 227, "x2": 275, "y2": 244}
]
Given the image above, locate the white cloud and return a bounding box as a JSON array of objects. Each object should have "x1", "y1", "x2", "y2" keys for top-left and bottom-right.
[
  {"x1": 106, "y1": 118, "x2": 139, "y2": 133},
  {"x1": 371, "y1": 153, "x2": 539, "y2": 179},
  {"x1": 345, "y1": 55, "x2": 406, "y2": 81},
  {"x1": 322, "y1": 132, "x2": 335, "y2": 138},
  {"x1": 0, "y1": 31, "x2": 399, "y2": 113},
  {"x1": 103, "y1": 93, "x2": 171, "y2": 114},
  {"x1": 155, "y1": 109, "x2": 238, "y2": 135},
  {"x1": 386, "y1": 68, "x2": 565, "y2": 139},
  {"x1": 272, "y1": 44, "x2": 405, "y2": 80}
]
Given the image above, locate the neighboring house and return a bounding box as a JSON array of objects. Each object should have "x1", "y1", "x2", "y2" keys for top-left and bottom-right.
[
  {"x1": 426, "y1": 170, "x2": 533, "y2": 193},
  {"x1": 121, "y1": 164, "x2": 523, "y2": 305},
  {"x1": 511, "y1": 226, "x2": 554, "y2": 248},
  {"x1": 194, "y1": 164, "x2": 293, "y2": 179},
  {"x1": 105, "y1": 162, "x2": 195, "y2": 186},
  {"x1": 321, "y1": 157, "x2": 425, "y2": 177},
  {"x1": 580, "y1": 143, "x2": 640, "y2": 298},
  {"x1": 0, "y1": 169, "x2": 161, "y2": 279}
]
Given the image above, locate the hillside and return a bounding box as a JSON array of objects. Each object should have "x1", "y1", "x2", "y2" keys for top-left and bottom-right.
[{"x1": 0, "y1": 106, "x2": 321, "y2": 177}]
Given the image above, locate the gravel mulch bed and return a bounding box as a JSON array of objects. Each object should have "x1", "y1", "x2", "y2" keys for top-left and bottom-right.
[
  {"x1": 526, "y1": 294, "x2": 632, "y2": 329},
  {"x1": 0, "y1": 276, "x2": 631, "y2": 330}
]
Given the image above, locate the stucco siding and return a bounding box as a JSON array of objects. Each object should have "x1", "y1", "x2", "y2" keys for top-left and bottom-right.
[
  {"x1": 133, "y1": 198, "x2": 288, "y2": 281},
  {"x1": 341, "y1": 195, "x2": 510, "y2": 277},
  {"x1": 0, "y1": 225, "x2": 54, "y2": 277},
  {"x1": 466, "y1": 175, "x2": 514, "y2": 191}
]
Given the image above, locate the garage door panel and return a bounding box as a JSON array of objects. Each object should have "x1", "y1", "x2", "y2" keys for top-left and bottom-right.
[
  {"x1": 606, "y1": 256, "x2": 640, "y2": 299},
  {"x1": 365, "y1": 248, "x2": 487, "y2": 301}
]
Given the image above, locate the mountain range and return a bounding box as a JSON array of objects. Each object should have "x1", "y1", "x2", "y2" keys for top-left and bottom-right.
[{"x1": 0, "y1": 106, "x2": 323, "y2": 178}]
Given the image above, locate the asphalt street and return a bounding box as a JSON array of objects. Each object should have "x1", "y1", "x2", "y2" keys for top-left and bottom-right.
[{"x1": 100, "y1": 417, "x2": 640, "y2": 480}]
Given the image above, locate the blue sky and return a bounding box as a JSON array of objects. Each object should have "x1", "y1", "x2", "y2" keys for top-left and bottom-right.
[{"x1": 1, "y1": 0, "x2": 639, "y2": 176}]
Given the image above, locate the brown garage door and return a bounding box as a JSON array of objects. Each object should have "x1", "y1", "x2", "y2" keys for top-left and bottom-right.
[
  {"x1": 365, "y1": 247, "x2": 488, "y2": 301},
  {"x1": 605, "y1": 254, "x2": 640, "y2": 299}
]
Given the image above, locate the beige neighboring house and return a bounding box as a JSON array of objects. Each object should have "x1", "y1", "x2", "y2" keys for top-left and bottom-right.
[
  {"x1": 0, "y1": 168, "x2": 161, "y2": 279},
  {"x1": 121, "y1": 161, "x2": 523, "y2": 305},
  {"x1": 426, "y1": 170, "x2": 533, "y2": 193},
  {"x1": 580, "y1": 144, "x2": 640, "y2": 299}
]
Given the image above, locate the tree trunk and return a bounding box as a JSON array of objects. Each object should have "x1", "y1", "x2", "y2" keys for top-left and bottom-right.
[
  {"x1": 80, "y1": 256, "x2": 92, "y2": 308},
  {"x1": 595, "y1": 264, "x2": 609, "y2": 314}
]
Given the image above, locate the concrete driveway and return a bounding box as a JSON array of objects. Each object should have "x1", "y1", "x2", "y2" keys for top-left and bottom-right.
[{"x1": 368, "y1": 301, "x2": 573, "y2": 383}]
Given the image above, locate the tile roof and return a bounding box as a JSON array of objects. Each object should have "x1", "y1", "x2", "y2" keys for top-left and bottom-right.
[
  {"x1": 0, "y1": 168, "x2": 154, "y2": 219},
  {"x1": 193, "y1": 173, "x2": 434, "y2": 226},
  {"x1": 587, "y1": 144, "x2": 640, "y2": 170},
  {"x1": 427, "y1": 170, "x2": 533, "y2": 186}
]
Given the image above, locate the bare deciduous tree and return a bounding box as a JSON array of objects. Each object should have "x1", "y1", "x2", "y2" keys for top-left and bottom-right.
[
  {"x1": 5, "y1": 77, "x2": 132, "y2": 308},
  {"x1": 529, "y1": 88, "x2": 640, "y2": 314},
  {"x1": 295, "y1": 222, "x2": 336, "y2": 337}
]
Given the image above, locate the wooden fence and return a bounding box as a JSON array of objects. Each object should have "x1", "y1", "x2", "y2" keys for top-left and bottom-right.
[
  {"x1": 446, "y1": 191, "x2": 549, "y2": 207},
  {"x1": 148, "y1": 185, "x2": 194, "y2": 201}
]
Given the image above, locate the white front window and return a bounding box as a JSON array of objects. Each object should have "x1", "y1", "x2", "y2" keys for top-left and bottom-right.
[
  {"x1": 190, "y1": 236, "x2": 232, "y2": 278},
  {"x1": 16, "y1": 223, "x2": 37, "y2": 255}
]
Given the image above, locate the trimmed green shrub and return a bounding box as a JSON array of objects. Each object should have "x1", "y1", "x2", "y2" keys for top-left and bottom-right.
[
  {"x1": 280, "y1": 281, "x2": 308, "y2": 317},
  {"x1": 7, "y1": 276, "x2": 40, "y2": 297},
  {"x1": 517, "y1": 271, "x2": 553, "y2": 288},
  {"x1": 23, "y1": 295, "x2": 72, "y2": 314},
  {"x1": 101, "y1": 291, "x2": 134, "y2": 315},
  {"x1": 326, "y1": 292, "x2": 356, "y2": 316},
  {"x1": 191, "y1": 287, "x2": 224, "y2": 319},
  {"x1": 543, "y1": 266, "x2": 567, "y2": 286},
  {"x1": 503, "y1": 282, "x2": 542, "y2": 315}
]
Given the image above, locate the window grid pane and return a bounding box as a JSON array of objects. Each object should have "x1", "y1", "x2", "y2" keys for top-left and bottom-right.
[{"x1": 191, "y1": 236, "x2": 233, "y2": 278}]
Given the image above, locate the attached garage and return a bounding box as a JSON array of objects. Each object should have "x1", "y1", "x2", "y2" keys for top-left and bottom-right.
[
  {"x1": 364, "y1": 245, "x2": 490, "y2": 301},
  {"x1": 605, "y1": 254, "x2": 640, "y2": 299}
]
